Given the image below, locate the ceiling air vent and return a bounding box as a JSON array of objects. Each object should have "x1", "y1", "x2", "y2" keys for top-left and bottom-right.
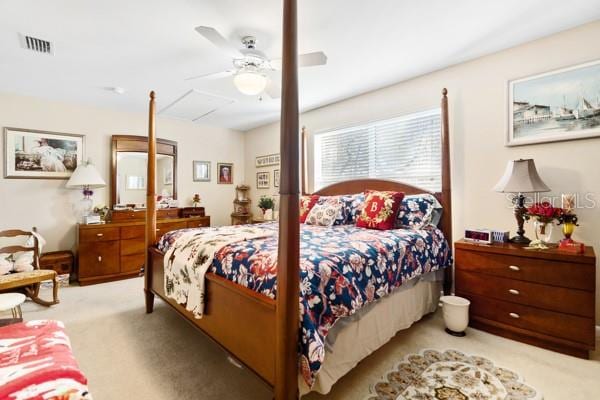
[{"x1": 19, "y1": 34, "x2": 54, "y2": 55}]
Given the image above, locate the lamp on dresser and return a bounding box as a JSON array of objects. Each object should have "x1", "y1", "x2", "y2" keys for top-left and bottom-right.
[
  {"x1": 66, "y1": 160, "x2": 106, "y2": 223},
  {"x1": 492, "y1": 159, "x2": 550, "y2": 244}
]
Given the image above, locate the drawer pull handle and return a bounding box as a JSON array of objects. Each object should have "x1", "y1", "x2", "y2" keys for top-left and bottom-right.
[
  {"x1": 98, "y1": 256, "x2": 102, "y2": 262},
  {"x1": 96, "y1": 233, "x2": 104, "y2": 237},
  {"x1": 508, "y1": 289, "x2": 520, "y2": 295},
  {"x1": 508, "y1": 265, "x2": 520, "y2": 271},
  {"x1": 509, "y1": 312, "x2": 520, "y2": 319}
]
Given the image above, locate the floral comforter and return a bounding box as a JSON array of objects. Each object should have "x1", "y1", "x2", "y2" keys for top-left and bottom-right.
[{"x1": 158, "y1": 222, "x2": 452, "y2": 387}]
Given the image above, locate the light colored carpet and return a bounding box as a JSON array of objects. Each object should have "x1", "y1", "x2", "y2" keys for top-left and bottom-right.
[{"x1": 4, "y1": 278, "x2": 599, "y2": 400}]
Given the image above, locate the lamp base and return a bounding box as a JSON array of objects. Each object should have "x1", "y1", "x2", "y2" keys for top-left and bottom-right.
[{"x1": 510, "y1": 234, "x2": 531, "y2": 245}]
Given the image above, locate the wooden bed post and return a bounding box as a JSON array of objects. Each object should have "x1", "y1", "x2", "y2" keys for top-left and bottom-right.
[
  {"x1": 275, "y1": 0, "x2": 300, "y2": 398},
  {"x1": 440, "y1": 88, "x2": 453, "y2": 296},
  {"x1": 301, "y1": 126, "x2": 307, "y2": 195},
  {"x1": 145, "y1": 91, "x2": 157, "y2": 313}
]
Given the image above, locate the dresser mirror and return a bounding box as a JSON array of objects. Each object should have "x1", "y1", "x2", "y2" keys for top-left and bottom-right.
[{"x1": 110, "y1": 135, "x2": 177, "y2": 208}]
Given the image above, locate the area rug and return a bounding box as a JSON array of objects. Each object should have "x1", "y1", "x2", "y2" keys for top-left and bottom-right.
[{"x1": 366, "y1": 349, "x2": 542, "y2": 400}]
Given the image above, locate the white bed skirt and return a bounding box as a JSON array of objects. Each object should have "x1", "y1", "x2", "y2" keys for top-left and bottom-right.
[{"x1": 299, "y1": 273, "x2": 442, "y2": 396}]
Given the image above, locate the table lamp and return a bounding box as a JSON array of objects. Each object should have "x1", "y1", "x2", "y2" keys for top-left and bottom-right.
[
  {"x1": 493, "y1": 159, "x2": 550, "y2": 244},
  {"x1": 66, "y1": 160, "x2": 106, "y2": 222}
]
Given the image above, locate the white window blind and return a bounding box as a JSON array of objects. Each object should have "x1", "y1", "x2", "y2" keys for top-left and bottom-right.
[{"x1": 313, "y1": 108, "x2": 442, "y2": 192}]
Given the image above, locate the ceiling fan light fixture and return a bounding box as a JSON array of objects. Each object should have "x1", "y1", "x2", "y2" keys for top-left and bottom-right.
[{"x1": 233, "y1": 70, "x2": 267, "y2": 96}]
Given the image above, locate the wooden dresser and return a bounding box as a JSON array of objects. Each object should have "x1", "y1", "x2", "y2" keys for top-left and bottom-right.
[
  {"x1": 77, "y1": 211, "x2": 210, "y2": 285},
  {"x1": 455, "y1": 239, "x2": 596, "y2": 358}
]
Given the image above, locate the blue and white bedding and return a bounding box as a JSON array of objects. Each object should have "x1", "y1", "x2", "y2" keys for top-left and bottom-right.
[{"x1": 158, "y1": 222, "x2": 452, "y2": 387}]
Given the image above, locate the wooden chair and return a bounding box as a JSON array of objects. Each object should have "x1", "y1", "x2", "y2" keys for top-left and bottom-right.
[{"x1": 0, "y1": 229, "x2": 59, "y2": 306}]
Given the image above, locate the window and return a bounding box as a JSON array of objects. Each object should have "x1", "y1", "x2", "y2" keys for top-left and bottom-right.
[
  {"x1": 313, "y1": 108, "x2": 442, "y2": 192},
  {"x1": 126, "y1": 175, "x2": 146, "y2": 190}
]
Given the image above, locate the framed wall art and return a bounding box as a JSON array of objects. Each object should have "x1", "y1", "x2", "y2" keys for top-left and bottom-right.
[
  {"x1": 4, "y1": 127, "x2": 85, "y2": 179},
  {"x1": 256, "y1": 171, "x2": 270, "y2": 189},
  {"x1": 193, "y1": 160, "x2": 211, "y2": 182},
  {"x1": 507, "y1": 59, "x2": 600, "y2": 146},
  {"x1": 255, "y1": 153, "x2": 280, "y2": 168},
  {"x1": 217, "y1": 162, "x2": 233, "y2": 184}
]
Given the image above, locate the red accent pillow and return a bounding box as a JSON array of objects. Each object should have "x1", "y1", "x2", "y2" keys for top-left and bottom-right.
[
  {"x1": 299, "y1": 195, "x2": 320, "y2": 223},
  {"x1": 356, "y1": 190, "x2": 405, "y2": 230}
]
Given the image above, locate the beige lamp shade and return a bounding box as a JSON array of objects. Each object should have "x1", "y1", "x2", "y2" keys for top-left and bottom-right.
[
  {"x1": 66, "y1": 161, "x2": 106, "y2": 189},
  {"x1": 493, "y1": 159, "x2": 550, "y2": 193}
]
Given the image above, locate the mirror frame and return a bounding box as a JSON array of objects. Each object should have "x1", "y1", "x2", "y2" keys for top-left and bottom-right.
[{"x1": 110, "y1": 134, "x2": 177, "y2": 208}]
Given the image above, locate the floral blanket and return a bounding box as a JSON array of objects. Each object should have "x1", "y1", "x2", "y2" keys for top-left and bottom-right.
[
  {"x1": 0, "y1": 320, "x2": 91, "y2": 400},
  {"x1": 164, "y1": 225, "x2": 276, "y2": 318},
  {"x1": 158, "y1": 222, "x2": 452, "y2": 387}
]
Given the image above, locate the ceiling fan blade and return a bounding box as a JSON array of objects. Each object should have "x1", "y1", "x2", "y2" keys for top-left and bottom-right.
[
  {"x1": 298, "y1": 51, "x2": 328, "y2": 67},
  {"x1": 184, "y1": 70, "x2": 236, "y2": 81},
  {"x1": 270, "y1": 51, "x2": 327, "y2": 70},
  {"x1": 195, "y1": 26, "x2": 243, "y2": 58},
  {"x1": 265, "y1": 79, "x2": 281, "y2": 99}
]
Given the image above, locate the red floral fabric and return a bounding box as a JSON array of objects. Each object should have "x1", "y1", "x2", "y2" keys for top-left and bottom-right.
[
  {"x1": 0, "y1": 320, "x2": 90, "y2": 400},
  {"x1": 299, "y1": 195, "x2": 320, "y2": 223},
  {"x1": 356, "y1": 190, "x2": 405, "y2": 230}
]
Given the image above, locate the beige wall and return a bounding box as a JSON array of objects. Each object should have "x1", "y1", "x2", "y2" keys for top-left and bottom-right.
[
  {"x1": 0, "y1": 92, "x2": 245, "y2": 251},
  {"x1": 244, "y1": 21, "x2": 600, "y2": 322}
]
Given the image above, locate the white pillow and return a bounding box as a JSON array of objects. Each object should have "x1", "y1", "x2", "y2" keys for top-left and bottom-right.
[
  {"x1": 305, "y1": 201, "x2": 342, "y2": 227},
  {"x1": 13, "y1": 251, "x2": 34, "y2": 272},
  {"x1": 0, "y1": 253, "x2": 12, "y2": 275}
]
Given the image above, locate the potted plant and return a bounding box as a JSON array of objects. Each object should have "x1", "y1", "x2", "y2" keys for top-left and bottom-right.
[
  {"x1": 258, "y1": 196, "x2": 275, "y2": 220},
  {"x1": 192, "y1": 194, "x2": 201, "y2": 208},
  {"x1": 524, "y1": 202, "x2": 563, "y2": 244}
]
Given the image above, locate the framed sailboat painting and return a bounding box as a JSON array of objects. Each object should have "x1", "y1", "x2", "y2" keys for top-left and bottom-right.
[{"x1": 507, "y1": 59, "x2": 600, "y2": 146}]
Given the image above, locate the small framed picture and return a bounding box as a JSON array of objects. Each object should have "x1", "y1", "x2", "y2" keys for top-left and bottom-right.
[
  {"x1": 193, "y1": 160, "x2": 211, "y2": 182},
  {"x1": 256, "y1": 171, "x2": 270, "y2": 189},
  {"x1": 273, "y1": 169, "x2": 280, "y2": 188},
  {"x1": 164, "y1": 168, "x2": 173, "y2": 185},
  {"x1": 255, "y1": 153, "x2": 280, "y2": 168},
  {"x1": 217, "y1": 162, "x2": 233, "y2": 184},
  {"x1": 4, "y1": 127, "x2": 85, "y2": 179}
]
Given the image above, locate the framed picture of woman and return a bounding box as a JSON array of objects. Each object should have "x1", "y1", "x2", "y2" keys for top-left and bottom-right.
[
  {"x1": 217, "y1": 162, "x2": 233, "y2": 184},
  {"x1": 3, "y1": 127, "x2": 85, "y2": 179}
]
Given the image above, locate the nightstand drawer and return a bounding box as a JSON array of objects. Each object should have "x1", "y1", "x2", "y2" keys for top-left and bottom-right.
[
  {"x1": 468, "y1": 294, "x2": 595, "y2": 346},
  {"x1": 80, "y1": 227, "x2": 120, "y2": 243},
  {"x1": 456, "y1": 270, "x2": 594, "y2": 318},
  {"x1": 455, "y1": 249, "x2": 594, "y2": 291}
]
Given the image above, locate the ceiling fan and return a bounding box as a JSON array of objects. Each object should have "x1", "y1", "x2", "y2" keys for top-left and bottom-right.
[{"x1": 186, "y1": 26, "x2": 328, "y2": 98}]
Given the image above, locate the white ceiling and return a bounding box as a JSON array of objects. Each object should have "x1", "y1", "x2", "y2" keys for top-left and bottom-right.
[{"x1": 1, "y1": 0, "x2": 600, "y2": 131}]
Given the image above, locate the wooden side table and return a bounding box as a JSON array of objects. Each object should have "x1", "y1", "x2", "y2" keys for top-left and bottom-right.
[{"x1": 455, "y1": 239, "x2": 596, "y2": 358}]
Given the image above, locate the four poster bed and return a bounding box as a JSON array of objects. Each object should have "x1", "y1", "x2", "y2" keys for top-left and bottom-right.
[{"x1": 143, "y1": 3, "x2": 452, "y2": 398}]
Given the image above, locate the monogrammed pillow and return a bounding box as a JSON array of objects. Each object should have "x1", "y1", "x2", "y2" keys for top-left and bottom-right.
[{"x1": 356, "y1": 190, "x2": 405, "y2": 230}]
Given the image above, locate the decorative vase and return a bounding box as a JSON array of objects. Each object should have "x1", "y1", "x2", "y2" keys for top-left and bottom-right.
[
  {"x1": 534, "y1": 220, "x2": 553, "y2": 243},
  {"x1": 561, "y1": 221, "x2": 576, "y2": 242},
  {"x1": 264, "y1": 209, "x2": 273, "y2": 220}
]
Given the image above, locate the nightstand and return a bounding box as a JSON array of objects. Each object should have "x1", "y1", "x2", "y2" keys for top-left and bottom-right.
[{"x1": 455, "y1": 239, "x2": 596, "y2": 359}]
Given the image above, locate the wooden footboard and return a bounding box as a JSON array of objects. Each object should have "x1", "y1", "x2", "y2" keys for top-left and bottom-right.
[{"x1": 147, "y1": 247, "x2": 277, "y2": 386}]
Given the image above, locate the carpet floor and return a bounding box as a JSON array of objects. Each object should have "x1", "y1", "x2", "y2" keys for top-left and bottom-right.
[{"x1": 5, "y1": 278, "x2": 599, "y2": 400}]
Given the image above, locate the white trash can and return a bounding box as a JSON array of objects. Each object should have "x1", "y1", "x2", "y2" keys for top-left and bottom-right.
[{"x1": 440, "y1": 295, "x2": 470, "y2": 337}]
